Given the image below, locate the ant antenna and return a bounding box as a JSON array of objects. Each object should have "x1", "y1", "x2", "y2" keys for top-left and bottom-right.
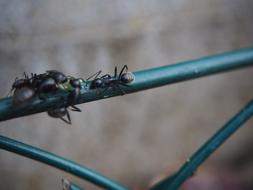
[
  {"x1": 86, "y1": 70, "x2": 102, "y2": 81},
  {"x1": 119, "y1": 65, "x2": 128, "y2": 78},
  {"x1": 114, "y1": 66, "x2": 118, "y2": 78},
  {"x1": 23, "y1": 72, "x2": 29, "y2": 79},
  {"x1": 7, "y1": 77, "x2": 18, "y2": 97}
]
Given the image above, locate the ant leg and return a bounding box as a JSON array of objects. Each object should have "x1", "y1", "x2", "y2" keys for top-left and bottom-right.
[
  {"x1": 31, "y1": 73, "x2": 35, "y2": 78},
  {"x1": 67, "y1": 89, "x2": 79, "y2": 105},
  {"x1": 114, "y1": 66, "x2": 118, "y2": 78},
  {"x1": 60, "y1": 115, "x2": 71, "y2": 125},
  {"x1": 119, "y1": 83, "x2": 132, "y2": 88},
  {"x1": 100, "y1": 85, "x2": 121, "y2": 96},
  {"x1": 38, "y1": 92, "x2": 49, "y2": 100},
  {"x1": 100, "y1": 87, "x2": 110, "y2": 95},
  {"x1": 86, "y1": 70, "x2": 102, "y2": 81},
  {"x1": 119, "y1": 65, "x2": 128, "y2": 78},
  {"x1": 69, "y1": 105, "x2": 82, "y2": 112},
  {"x1": 100, "y1": 74, "x2": 111, "y2": 78},
  {"x1": 57, "y1": 109, "x2": 71, "y2": 125},
  {"x1": 115, "y1": 84, "x2": 126, "y2": 95},
  {"x1": 7, "y1": 77, "x2": 19, "y2": 96},
  {"x1": 66, "y1": 109, "x2": 72, "y2": 124},
  {"x1": 7, "y1": 89, "x2": 14, "y2": 97},
  {"x1": 24, "y1": 72, "x2": 29, "y2": 79}
]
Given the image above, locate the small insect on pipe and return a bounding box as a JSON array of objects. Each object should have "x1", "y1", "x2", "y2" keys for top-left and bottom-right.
[
  {"x1": 57, "y1": 76, "x2": 83, "y2": 111},
  {"x1": 9, "y1": 70, "x2": 83, "y2": 124},
  {"x1": 10, "y1": 70, "x2": 68, "y2": 104},
  {"x1": 8, "y1": 72, "x2": 31, "y2": 96},
  {"x1": 12, "y1": 87, "x2": 35, "y2": 105},
  {"x1": 89, "y1": 65, "x2": 134, "y2": 95},
  {"x1": 47, "y1": 106, "x2": 81, "y2": 125},
  {"x1": 31, "y1": 70, "x2": 68, "y2": 99},
  {"x1": 47, "y1": 105, "x2": 81, "y2": 125},
  {"x1": 48, "y1": 107, "x2": 72, "y2": 124},
  {"x1": 10, "y1": 72, "x2": 35, "y2": 105},
  {"x1": 47, "y1": 76, "x2": 83, "y2": 124}
]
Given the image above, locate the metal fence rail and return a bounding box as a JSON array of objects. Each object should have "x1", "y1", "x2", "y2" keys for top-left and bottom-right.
[
  {"x1": 0, "y1": 47, "x2": 253, "y2": 189},
  {"x1": 0, "y1": 135, "x2": 128, "y2": 190},
  {"x1": 1, "y1": 47, "x2": 253, "y2": 122},
  {"x1": 151, "y1": 99, "x2": 253, "y2": 190}
]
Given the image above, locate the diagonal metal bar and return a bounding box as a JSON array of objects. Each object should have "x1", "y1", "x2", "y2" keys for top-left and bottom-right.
[
  {"x1": 0, "y1": 135, "x2": 128, "y2": 190},
  {"x1": 69, "y1": 184, "x2": 84, "y2": 190},
  {"x1": 68, "y1": 183, "x2": 85, "y2": 190},
  {"x1": 0, "y1": 47, "x2": 253, "y2": 122},
  {"x1": 150, "y1": 99, "x2": 253, "y2": 190}
]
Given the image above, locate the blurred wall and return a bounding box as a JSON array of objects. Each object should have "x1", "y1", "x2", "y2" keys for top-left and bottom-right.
[{"x1": 0, "y1": 1, "x2": 253, "y2": 189}]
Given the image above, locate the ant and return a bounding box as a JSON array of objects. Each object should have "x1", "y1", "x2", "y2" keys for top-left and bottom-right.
[
  {"x1": 8, "y1": 72, "x2": 32, "y2": 96},
  {"x1": 31, "y1": 70, "x2": 68, "y2": 99},
  {"x1": 9, "y1": 71, "x2": 68, "y2": 104},
  {"x1": 47, "y1": 106, "x2": 81, "y2": 125},
  {"x1": 9, "y1": 72, "x2": 35, "y2": 105},
  {"x1": 10, "y1": 71, "x2": 81, "y2": 106},
  {"x1": 9, "y1": 71, "x2": 83, "y2": 124},
  {"x1": 89, "y1": 65, "x2": 134, "y2": 95},
  {"x1": 46, "y1": 77, "x2": 84, "y2": 124},
  {"x1": 47, "y1": 107, "x2": 71, "y2": 124},
  {"x1": 57, "y1": 76, "x2": 83, "y2": 111}
]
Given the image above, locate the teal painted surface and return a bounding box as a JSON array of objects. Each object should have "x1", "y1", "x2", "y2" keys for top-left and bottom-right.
[
  {"x1": 150, "y1": 99, "x2": 253, "y2": 190},
  {"x1": 0, "y1": 135, "x2": 128, "y2": 190},
  {"x1": 69, "y1": 183, "x2": 84, "y2": 190},
  {"x1": 0, "y1": 48, "x2": 253, "y2": 190},
  {"x1": 0, "y1": 47, "x2": 253, "y2": 122},
  {"x1": 133, "y1": 47, "x2": 253, "y2": 90}
]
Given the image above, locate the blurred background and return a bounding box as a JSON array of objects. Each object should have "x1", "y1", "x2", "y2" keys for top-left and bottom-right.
[{"x1": 0, "y1": 0, "x2": 253, "y2": 189}]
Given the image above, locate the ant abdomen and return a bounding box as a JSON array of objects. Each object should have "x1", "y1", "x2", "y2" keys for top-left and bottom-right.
[
  {"x1": 13, "y1": 87, "x2": 35, "y2": 105},
  {"x1": 121, "y1": 72, "x2": 134, "y2": 83},
  {"x1": 37, "y1": 77, "x2": 57, "y2": 93}
]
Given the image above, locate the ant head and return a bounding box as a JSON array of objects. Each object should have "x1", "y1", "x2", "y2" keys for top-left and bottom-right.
[
  {"x1": 70, "y1": 79, "x2": 81, "y2": 88},
  {"x1": 94, "y1": 79, "x2": 103, "y2": 88},
  {"x1": 121, "y1": 72, "x2": 134, "y2": 83},
  {"x1": 13, "y1": 78, "x2": 30, "y2": 88},
  {"x1": 55, "y1": 73, "x2": 67, "y2": 84},
  {"x1": 47, "y1": 70, "x2": 67, "y2": 84}
]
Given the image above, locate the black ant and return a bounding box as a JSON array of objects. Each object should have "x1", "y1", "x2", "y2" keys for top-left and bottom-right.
[
  {"x1": 46, "y1": 77, "x2": 83, "y2": 124},
  {"x1": 57, "y1": 76, "x2": 83, "y2": 111},
  {"x1": 9, "y1": 71, "x2": 67, "y2": 104},
  {"x1": 9, "y1": 71, "x2": 83, "y2": 124},
  {"x1": 47, "y1": 107, "x2": 71, "y2": 124},
  {"x1": 89, "y1": 65, "x2": 134, "y2": 95},
  {"x1": 31, "y1": 70, "x2": 68, "y2": 99},
  {"x1": 9, "y1": 72, "x2": 35, "y2": 105},
  {"x1": 10, "y1": 71, "x2": 81, "y2": 105},
  {"x1": 8, "y1": 72, "x2": 31, "y2": 95},
  {"x1": 32, "y1": 71, "x2": 82, "y2": 110},
  {"x1": 47, "y1": 105, "x2": 81, "y2": 125}
]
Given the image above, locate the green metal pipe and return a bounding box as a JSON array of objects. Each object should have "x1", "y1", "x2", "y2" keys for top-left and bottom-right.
[
  {"x1": 69, "y1": 183, "x2": 84, "y2": 190},
  {"x1": 0, "y1": 47, "x2": 253, "y2": 122},
  {"x1": 0, "y1": 135, "x2": 128, "y2": 190},
  {"x1": 69, "y1": 184, "x2": 84, "y2": 190},
  {"x1": 150, "y1": 99, "x2": 253, "y2": 190}
]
